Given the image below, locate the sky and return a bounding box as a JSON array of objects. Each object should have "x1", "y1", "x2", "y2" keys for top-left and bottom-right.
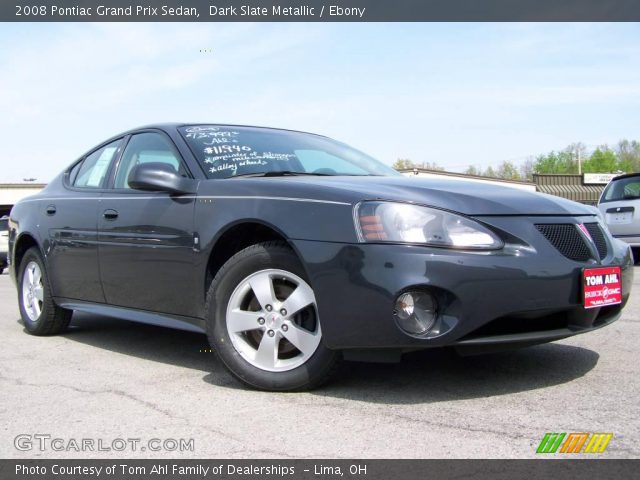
[{"x1": 0, "y1": 22, "x2": 639, "y2": 182}]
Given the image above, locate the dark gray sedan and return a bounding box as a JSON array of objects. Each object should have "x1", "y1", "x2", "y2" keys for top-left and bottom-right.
[{"x1": 7, "y1": 124, "x2": 634, "y2": 390}]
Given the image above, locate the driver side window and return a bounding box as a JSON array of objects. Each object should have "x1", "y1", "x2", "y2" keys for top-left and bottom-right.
[{"x1": 114, "y1": 132, "x2": 187, "y2": 189}]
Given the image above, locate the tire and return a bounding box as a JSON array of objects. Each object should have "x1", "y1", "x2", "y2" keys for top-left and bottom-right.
[
  {"x1": 17, "y1": 247, "x2": 72, "y2": 335},
  {"x1": 632, "y1": 247, "x2": 640, "y2": 265},
  {"x1": 205, "y1": 241, "x2": 340, "y2": 391}
]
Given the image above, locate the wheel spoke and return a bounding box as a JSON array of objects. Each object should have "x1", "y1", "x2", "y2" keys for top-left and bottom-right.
[
  {"x1": 227, "y1": 309, "x2": 262, "y2": 333},
  {"x1": 248, "y1": 273, "x2": 276, "y2": 310},
  {"x1": 281, "y1": 283, "x2": 315, "y2": 317},
  {"x1": 33, "y1": 285, "x2": 44, "y2": 302},
  {"x1": 254, "y1": 332, "x2": 279, "y2": 369},
  {"x1": 31, "y1": 298, "x2": 41, "y2": 318},
  {"x1": 282, "y1": 323, "x2": 319, "y2": 355},
  {"x1": 27, "y1": 266, "x2": 35, "y2": 286},
  {"x1": 32, "y1": 266, "x2": 42, "y2": 286}
]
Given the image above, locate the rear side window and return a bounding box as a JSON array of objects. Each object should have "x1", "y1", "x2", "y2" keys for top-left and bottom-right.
[
  {"x1": 602, "y1": 175, "x2": 640, "y2": 202},
  {"x1": 74, "y1": 139, "x2": 122, "y2": 188}
]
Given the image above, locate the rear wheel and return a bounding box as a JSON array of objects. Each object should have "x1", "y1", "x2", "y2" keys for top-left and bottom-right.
[
  {"x1": 18, "y1": 247, "x2": 72, "y2": 335},
  {"x1": 632, "y1": 247, "x2": 640, "y2": 265},
  {"x1": 205, "y1": 241, "x2": 340, "y2": 391}
]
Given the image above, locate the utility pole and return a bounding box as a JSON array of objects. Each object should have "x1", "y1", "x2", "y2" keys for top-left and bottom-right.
[{"x1": 577, "y1": 149, "x2": 582, "y2": 175}]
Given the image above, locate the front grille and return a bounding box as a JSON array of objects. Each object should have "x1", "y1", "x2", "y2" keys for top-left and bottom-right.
[
  {"x1": 535, "y1": 224, "x2": 591, "y2": 261},
  {"x1": 584, "y1": 223, "x2": 608, "y2": 260}
]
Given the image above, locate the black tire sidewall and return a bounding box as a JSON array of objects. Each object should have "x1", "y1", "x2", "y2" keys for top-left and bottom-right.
[
  {"x1": 206, "y1": 243, "x2": 338, "y2": 391},
  {"x1": 17, "y1": 247, "x2": 71, "y2": 335},
  {"x1": 17, "y1": 248, "x2": 49, "y2": 331}
]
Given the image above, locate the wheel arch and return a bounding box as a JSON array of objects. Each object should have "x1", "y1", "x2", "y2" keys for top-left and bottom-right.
[
  {"x1": 12, "y1": 232, "x2": 43, "y2": 279},
  {"x1": 203, "y1": 220, "x2": 310, "y2": 301}
]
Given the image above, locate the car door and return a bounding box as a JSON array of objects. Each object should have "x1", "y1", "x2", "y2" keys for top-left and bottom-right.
[
  {"x1": 44, "y1": 139, "x2": 123, "y2": 303},
  {"x1": 97, "y1": 131, "x2": 198, "y2": 317}
]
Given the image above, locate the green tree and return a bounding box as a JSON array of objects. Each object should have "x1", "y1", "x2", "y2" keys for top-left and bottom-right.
[
  {"x1": 533, "y1": 150, "x2": 576, "y2": 174},
  {"x1": 496, "y1": 160, "x2": 521, "y2": 180},
  {"x1": 564, "y1": 143, "x2": 587, "y2": 173},
  {"x1": 422, "y1": 161, "x2": 445, "y2": 171},
  {"x1": 393, "y1": 159, "x2": 445, "y2": 171},
  {"x1": 616, "y1": 139, "x2": 640, "y2": 172},
  {"x1": 582, "y1": 147, "x2": 618, "y2": 173},
  {"x1": 392, "y1": 158, "x2": 416, "y2": 170},
  {"x1": 464, "y1": 165, "x2": 482, "y2": 176},
  {"x1": 483, "y1": 166, "x2": 497, "y2": 178},
  {"x1": 520, "y1": 158, "x2": 534, "y2": 181}
]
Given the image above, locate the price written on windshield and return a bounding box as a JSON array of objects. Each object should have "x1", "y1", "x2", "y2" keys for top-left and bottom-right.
[{"x1": 205, "y1": 145, "x2": 252, "y2": 155}]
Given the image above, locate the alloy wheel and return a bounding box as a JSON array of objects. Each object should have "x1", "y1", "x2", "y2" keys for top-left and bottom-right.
[
  {"x1": 225, "y1": 269, "x2": 322, "y2": 372},
  {"x1": 22, "y1": 261, "x2": 44, "y2": 322}
]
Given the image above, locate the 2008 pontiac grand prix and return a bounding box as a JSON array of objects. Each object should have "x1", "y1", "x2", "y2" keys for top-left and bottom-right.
[{"x1": 7, "y1": 124, "x2": 634, "y2": 390}]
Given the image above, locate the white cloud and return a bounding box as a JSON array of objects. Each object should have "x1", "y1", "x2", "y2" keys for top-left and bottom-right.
[
  {"x1": 0, "y1": 23, "x2": 639, "y2": 181},
  {"x1": 0, "y1": 23, "x2": 323, "y2": 180}
]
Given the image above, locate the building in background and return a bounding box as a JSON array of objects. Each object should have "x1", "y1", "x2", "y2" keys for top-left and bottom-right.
[
  {"x1": 398, "y1": 168, "x2": 537, "y2": 191},
  {"x1": 533, "y1": 173, "x2": 618, "y2": 205},
  {"x1": 0, "y1": 183, "x2": 45, "y2": 217},
  {"x1": 399, "y1": 168, "x2": 619, "y2": 205}
]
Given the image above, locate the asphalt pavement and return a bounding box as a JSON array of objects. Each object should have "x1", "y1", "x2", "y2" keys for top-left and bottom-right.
[{"x1": 0, "y1": 268, "x2": 638, "y2": 459}]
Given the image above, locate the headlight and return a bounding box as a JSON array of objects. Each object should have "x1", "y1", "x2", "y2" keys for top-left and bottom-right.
[{"x1": 355, "y1": 201, "x2": 503, "y2": 250}]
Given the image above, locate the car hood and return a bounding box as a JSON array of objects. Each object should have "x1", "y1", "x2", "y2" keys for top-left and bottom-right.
[{"x1": 204, "y1": 175, "x2": 595, "y2": 216}]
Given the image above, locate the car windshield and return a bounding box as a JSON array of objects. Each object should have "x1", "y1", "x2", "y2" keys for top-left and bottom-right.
[
  {"x1": 601, "y1": 174, "x2": 640, "y2": 202},
  {"x1": 179, "y1": 125, "x2": 400, "y2": 179}
]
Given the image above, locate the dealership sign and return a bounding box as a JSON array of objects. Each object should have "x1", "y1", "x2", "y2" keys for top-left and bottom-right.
[
  {"x1": 583, "y1": 267, "x2": 622, "y2": 309},
  {"x1": 583, "y1": 173, "x2": 618, "y2": 185}
]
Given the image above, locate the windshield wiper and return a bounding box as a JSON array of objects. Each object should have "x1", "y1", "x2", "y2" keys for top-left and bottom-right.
[{"x1": 231, "y1": 171, "x2": 333, "y2": 178}]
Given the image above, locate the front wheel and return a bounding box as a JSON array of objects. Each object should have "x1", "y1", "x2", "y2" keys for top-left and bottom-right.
[
  {"x1": 18, "y1": 247, "x2": 72, "y2": 335},
  {"x1": 205, "y1": 241, "x2": 340, "y2": 391}
]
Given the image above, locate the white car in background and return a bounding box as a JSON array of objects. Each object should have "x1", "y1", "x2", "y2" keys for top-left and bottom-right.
[
  {"x1": 598, "y1": 173, "x2": 640, "y2": 264},
  {"x1": 0, "y1": 216, "x2": 9, "y2": 274}
]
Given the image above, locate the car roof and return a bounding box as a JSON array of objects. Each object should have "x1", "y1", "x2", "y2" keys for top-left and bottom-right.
[
  {"x1": 78, "y1": 123, "x2": 331, "y2": 164},
  {"x1": 117, "y1": 123, "x2": 328, "y2": 139},
  {"x1": 611, "y1": 172, "x2": 640, "y2": 181}
]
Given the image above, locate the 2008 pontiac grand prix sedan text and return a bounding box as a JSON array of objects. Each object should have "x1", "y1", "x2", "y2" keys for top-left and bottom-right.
[{"x1": 7, "y1": 124, "x2": 634, "y2": 390}]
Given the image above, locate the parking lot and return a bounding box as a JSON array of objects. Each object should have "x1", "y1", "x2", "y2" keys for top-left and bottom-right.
[{"x1": 0, "y1": 267, "x2": 638, "y2": 459}]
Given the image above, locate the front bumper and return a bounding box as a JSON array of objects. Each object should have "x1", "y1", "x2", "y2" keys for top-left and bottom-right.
[{"x1": 292, "y1": 216, "x2": 634, "y2": 351}]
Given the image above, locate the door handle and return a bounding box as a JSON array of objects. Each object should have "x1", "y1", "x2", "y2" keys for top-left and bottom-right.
[
  {"x1": 103, "y1": 209, "x2": 119, "y2": 220},
  {"x1": 45, "y1": 204, "x2": 56, "y2": 215}
]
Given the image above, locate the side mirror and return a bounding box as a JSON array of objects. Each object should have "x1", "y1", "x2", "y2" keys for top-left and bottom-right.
[{"x1": 128, "y1": 162, "x2": 197, "y2": 195}]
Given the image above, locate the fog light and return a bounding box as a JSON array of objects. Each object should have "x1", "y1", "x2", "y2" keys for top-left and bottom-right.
[{"x1": 394, "y1": 291, "x2": 437, "y2": 335}]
